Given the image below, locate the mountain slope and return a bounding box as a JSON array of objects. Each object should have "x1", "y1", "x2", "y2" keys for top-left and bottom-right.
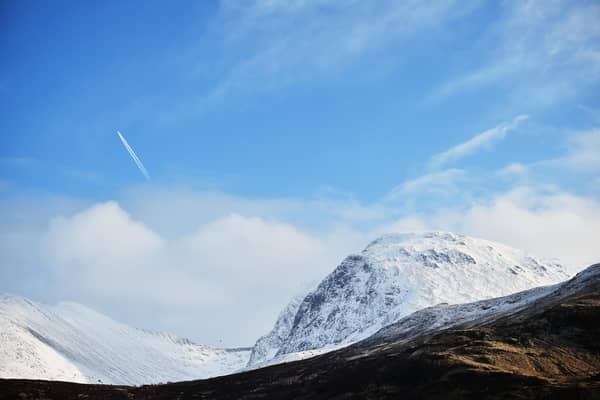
[
  {"x1": 4, "y1": 263, "x2": 599, "y2": 399},
  {"x1": 246, "y1": 294, "x2": 304, "y2": 367},
  {"x1": 249, "y1": 232, "x2": 569, "y2": 366},
  {"x1": 0, "y1": 295, "x2": 250, "y2": 385}
]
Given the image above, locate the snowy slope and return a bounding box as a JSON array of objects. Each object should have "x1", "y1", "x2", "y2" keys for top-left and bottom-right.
[
  {"x1": 367, "y1": 281, "x2": 556, "y2": 346},
  {"x1": 247, "y1": 294, "x2": 304, "y2": 367},
  {"x1": 248, "y1": 232, "x2": 569, "y2": 366},
  {"x1": 0, "y1": 295, "x2": 250, "y2": 385},
  {"x1": 365, "y1": 263, "x2": 600, "y2": 351}
]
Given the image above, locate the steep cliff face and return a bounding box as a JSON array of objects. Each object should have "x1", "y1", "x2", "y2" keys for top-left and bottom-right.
[
  {"x1": 246, "y1": 294, "x2": 304, "y2": 366},
  {"x1": 249, "y1": 232, "x2": 569, "y2": 365}
]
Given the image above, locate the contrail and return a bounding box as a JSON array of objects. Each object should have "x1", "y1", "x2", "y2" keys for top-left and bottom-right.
[{"x1": 116, "y1": 131, "x2": 151, "y2": 181}]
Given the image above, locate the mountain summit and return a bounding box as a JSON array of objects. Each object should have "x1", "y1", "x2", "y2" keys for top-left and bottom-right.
[{"x1": 249, "y1": 232, "x2": 569, "y2": 366}]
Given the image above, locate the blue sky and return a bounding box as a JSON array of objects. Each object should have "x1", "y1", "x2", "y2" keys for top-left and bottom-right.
[{"x1": 1, "y1": 1, "x2": 600, "y2": 346}]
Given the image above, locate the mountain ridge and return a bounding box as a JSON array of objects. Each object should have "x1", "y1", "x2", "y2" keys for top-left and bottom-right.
[{"x1": 0, "y1": 294, "x2": 250, "y2": 385}]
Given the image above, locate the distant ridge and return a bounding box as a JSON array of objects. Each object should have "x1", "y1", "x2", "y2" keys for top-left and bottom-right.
[{"x1": 0, "y1": 295, "x2": 250, "y2": 385}]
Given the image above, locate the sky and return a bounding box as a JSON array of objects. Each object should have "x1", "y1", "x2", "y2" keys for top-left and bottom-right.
[{"x1": 1, "y1": 0, "x2": 599, "y2": 347}]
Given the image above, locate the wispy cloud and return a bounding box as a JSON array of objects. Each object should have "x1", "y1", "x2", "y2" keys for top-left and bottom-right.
[
  {"x1": 385, "y1": 168, "x2": 465, "y2": 201},
  {"x1": 429, "y1": 115, "x2": 529, "y2": 169},
  {"x1": 434, "y1": 1, "x2": 600, "y2": 105},
  {"x1": 497, "y1": 162, "x2": 529, "y2": 178},
  {"x1": 507, "y1": 129, "x2": 600, "y2": 177},
  {"x1": 200, "y1": 0, "x2": 474, "y2": 101}
]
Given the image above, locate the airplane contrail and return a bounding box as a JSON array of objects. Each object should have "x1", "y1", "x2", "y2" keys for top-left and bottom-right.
[{"x1": 116, "y1": 131, "x2": 151, "y2": 181}]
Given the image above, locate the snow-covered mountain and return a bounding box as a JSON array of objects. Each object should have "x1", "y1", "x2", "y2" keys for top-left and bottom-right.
[
  {"x1": 0, "y1": 295, "x2": 250, "y2": 385},
  {"x1": 248, "y1": 232, "x2": 569, "y2": 367}
]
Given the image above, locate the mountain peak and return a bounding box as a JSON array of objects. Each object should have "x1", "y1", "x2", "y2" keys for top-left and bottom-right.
[
  {"x1": 365, "y1": 231, "x2": 465, "y2": 247},
  {"x1": 248, "y1": 231, "x2": 569, "y2": 366}
]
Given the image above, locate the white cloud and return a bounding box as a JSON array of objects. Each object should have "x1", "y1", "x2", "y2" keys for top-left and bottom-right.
[
  {"x1": 179, "y1": 213, "x2": 327, "y2": 282},
  {"x1": 44, "y1": 202, "x2": 164, "y2": 271},
  {"x1": 458, "y1": 187, "x2": 600, "y2": 271},
  {"x1": 381, "y1": 186, "x2": 600, "y2": 272},
  {"x1": 429, "y1": 115, "x2": 529, "y2": 168}
]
